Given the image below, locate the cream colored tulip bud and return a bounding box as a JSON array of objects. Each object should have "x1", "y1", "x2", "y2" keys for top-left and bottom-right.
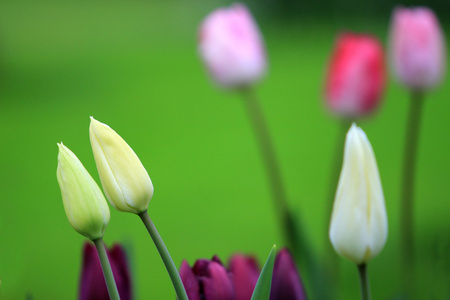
[
  {"x1": 57, "y1": 143, "x2": 110, "y2": 240},
  {"x1": 89, "y1": 117, "x2": 154, "y2": 214},
  {"x1": 329, "y1": 123, "x2": 388, "y2": 264}
]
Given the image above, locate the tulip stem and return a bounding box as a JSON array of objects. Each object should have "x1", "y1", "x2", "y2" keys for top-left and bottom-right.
[
  {"x1": 138, "y1": 211, "x2": 188, "y2": 300},
  {"x1": 400, "y1": 90, "x2": 424, "y2": 292},
  {"x1": 93, "y1": 238, "x2": 121, "y2": 300},
  {"x1": 357, "y1": 264, "x2": 371, "y2": 300},
  {"x1": 240, "y1": 88, "x2": 327, "y2": 299}
]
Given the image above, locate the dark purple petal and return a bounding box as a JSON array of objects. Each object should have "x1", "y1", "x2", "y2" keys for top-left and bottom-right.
[
  {"x1": 79, "y1": 242, "x2": 109, "y2": 300},
  {"x1": 202, "y1": 261, "x2": 236, "y2": 300},
  {"x1": 110, "y1": 244, "x2": 132, "y2": 300},
  {"x1": 270, "y1": 249, "x2": 307, "y2": 300},
  {"x1": 180, "y1": 260, "x2": 201, "y2": 300},
  {"x1": 79, "y1": 242, "x2": 133, "y2": 300},
  {"x1": 229, "y1": 254, "x2": 260, "y2": 300}
]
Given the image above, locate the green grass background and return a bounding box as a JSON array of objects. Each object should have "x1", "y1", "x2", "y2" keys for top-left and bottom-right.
[{"x1": 0, "y1": 0, "x2": 449, "y2": 299}]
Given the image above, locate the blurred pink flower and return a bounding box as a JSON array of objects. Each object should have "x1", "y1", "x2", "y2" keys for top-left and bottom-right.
[
  {"x1": 79, "y1": 242, "x2": 132, "y2": 300},
  {"x1": 198, "y1": 3, "x2": 267, "y2": 88},
  {"x1": 325, "y1": 33, "x2": 386, "y2": 117},
  {"x1": 180, "y1": 249, "x2": 307, "y2": 300},
  {"x1": 389, "y1": 7, "x2": 446, "y2": 90}
]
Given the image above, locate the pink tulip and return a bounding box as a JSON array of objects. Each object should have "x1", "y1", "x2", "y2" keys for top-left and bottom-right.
[
  {"x1": 389, "y1": 7, "x2": 446, "y2": 90},
  {"x1": 325, "y1": 33, "x2": 386, "y2": 117},
  {"x1": 199, "y1": 3, "x2": 267, "y2": 88}
]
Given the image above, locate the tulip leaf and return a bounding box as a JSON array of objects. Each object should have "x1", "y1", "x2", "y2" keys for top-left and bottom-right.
[{"x1": 250, "y1": 244, "x2": 276, "y2": 300}]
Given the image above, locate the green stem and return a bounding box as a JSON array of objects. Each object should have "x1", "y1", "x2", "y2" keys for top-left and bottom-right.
[
  {"x1": 138, "y1": 211, "x2": 188, "y2": 300},
  {"x1": 240, "y1": 88, "x2": 328, "y2": 299},
  {"x1": 400, "y1": 90, "x2": 424, "y2": 292},
  {"x1": 93, "y1": 238, "x2": 121, "y2": 300},
  {"x1": 357, "y1": 264, "x2": 371, "y2": 300}
]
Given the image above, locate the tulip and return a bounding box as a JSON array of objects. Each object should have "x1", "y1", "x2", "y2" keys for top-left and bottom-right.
[
  {"x1": 229, "y1": 255, "x2": 259, "y2": 300},
  {"x1": 79, "y1": 242, "x2": 132, "y2": 300},
  {"x1": 329, "y1": 123, "x2": 388, "y2": 264},
  {"x1": 180, "y1": 256, "x2": 235, "y2": 300},
  {"x1": 325, "y1": 33, "x2": 386, "y2": 117},
  {"x1": 199, "y1": 3, "x2": 267, "y2": 88},
  {"x1": 270, "y1": 249, "x2": 307, "y2": 300},
  {"x1": 56, "y1": 143, "x2": 110, "y2": 240},
  {"x1": 181, "y1": 249, "x2": 307, "y2": 300},
  {"x1": 389, "y1": 7, "x2": 446, "y2": 90},
  {"x1": 89, "y1": 117, "x2": 154, "y2": 214}
]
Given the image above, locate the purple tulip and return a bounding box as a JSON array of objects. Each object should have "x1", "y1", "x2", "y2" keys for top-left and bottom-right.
[
  {"x1": 389, "y1": 7, "x2": 446, "y2": 90},
  {"x1": 79, "y1": 242, "x2": 132, "y2": 300},
  {"x1": 180, "y1": 256, "x2": 236, "y2": 300},
  {"x1": 180, "y1": 249, "x2": 306, "y2": 300},
  {"x1": 198, "y1": 3, "x2": 267, "y2": 88},
  {"x1": 270, "y1": 249, "x2": 307, "y2": 300},
  {"x1": 229, "y1": 255, "x2": 260, "y2": 300}
]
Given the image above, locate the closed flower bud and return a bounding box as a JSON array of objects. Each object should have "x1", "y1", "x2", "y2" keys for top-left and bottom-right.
[
  {"x1": 389, "y1": 7, "x2": 446, "y2": 90},
  {"x1": 89, "y1": 117, "x2": 154, "y2": 214},
  {"x1": 329, "y1": 124, "x2": 388, "y2": 264},
  {"x1": 80, "y1": 242, "x2": 132, "y2": 300},
  {"x1": 229, "y1": 255, "x2": 259, "y2": 300},
  {"x1": 325, "y1": 33, "x2": 386, "y2": 117},
  {"x1": 270, "y1": 249, "x2": 307, "y2": 300},
  {"x1": 199, "y1": 3, "x2": 267, "y2": 88},
  {"x1": 57, "y1": 143, "x2": 110, "y2": 240}
]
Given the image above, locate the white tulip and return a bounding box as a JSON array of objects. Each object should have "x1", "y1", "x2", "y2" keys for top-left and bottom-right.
[
  {"x1": 329, "y1": 123, "x2": 388, "y2": 264},
  {"x1": 90, "y1": 117, "x2": 154, "y2": 214},
  {"x1": 57, "y1": 143, "x2": 110, "y2": 240}
]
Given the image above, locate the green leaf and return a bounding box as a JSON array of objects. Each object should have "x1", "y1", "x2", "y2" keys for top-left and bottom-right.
[{"x1": 250, "y1": 245, "x2": 277, "y2": 300}]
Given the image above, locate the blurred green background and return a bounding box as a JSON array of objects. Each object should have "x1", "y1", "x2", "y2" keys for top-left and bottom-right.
[{"x1": 0, "y1": 0, "x2": 449, "y2": 299}]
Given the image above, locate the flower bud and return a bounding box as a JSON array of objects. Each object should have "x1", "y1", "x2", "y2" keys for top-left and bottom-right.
[
  {"x1": 270, "y1": 249, "x2": 307, "y2": 300},
  {"x1": 199, "y1": 3, "x2": 267, "y2": 88},
  {"x1": 80, "y1": 242, "x2": 132, "y2": 300},
  {"x1": 229, "y1": 255, "x2": 259, "y2": 300},
  {"x1": 329, "y1": 124, "x2": 388, "y2": 264},
  {"x1": 56, "y1": 143, "x2": 110, "y2": 240},
  {"x1": 325, "y1": 33, "x2": 385, "y2": 117},
  {"x1": 389, "y1": 7, "x2": 446, "y2": 90},
  {"x1": 89, "y1": 117, "x2": 154, "y2": 214}
]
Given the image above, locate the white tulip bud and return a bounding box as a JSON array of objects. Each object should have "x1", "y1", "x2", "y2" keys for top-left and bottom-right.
[
  {"x1": 329, "y1": 123, "x2": 388, "y2": 264},
  {"x1": 89, "y1": 117, "x2": 154, "y2": 214},
  {"x1": 57, "y1": 143, "x2": 110, "y2": 240}
]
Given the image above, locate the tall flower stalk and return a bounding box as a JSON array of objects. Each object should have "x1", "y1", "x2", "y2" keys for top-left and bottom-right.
[{"x1": 389, "y1": 7, "x2": 446, "y2": 293}]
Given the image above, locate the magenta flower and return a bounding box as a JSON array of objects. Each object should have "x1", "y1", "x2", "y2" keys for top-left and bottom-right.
[
  {"x1": 198, "y1": 3, "x2": 267, "y2": 88},
  {"x1": 389, "y1": 7, "x2": 446, "y2": 90},
  {"x1": 180, "y1": 248, "x2": 306, "y2": 300},
  {"x1": 325, "y1": 33, "x2": 386, "y2": 118},
  {"x1": 180, "y1": 256, "x2": 235, "y2": 300},
  {"x1": 270, "y1": 249, "x2": 307, "y2": 300},
  {"x1": 79, "y1": 242, "x2": 132, "y2": 300}
]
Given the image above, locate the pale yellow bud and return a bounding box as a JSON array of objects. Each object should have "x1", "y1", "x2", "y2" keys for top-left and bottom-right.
[
  {"x1": 329, "y1": 123, "x2": 388, "y2": 264},
  {"x1": 57, "y1": 143, "x2": 110, "y2": 240},
  {"x1": 89, "y1": 117, "x2": 154, "y2": 214}
]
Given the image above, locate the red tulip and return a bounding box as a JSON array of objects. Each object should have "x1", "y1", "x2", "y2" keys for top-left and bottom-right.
[
  {"x1": 229, "y1": 255, "x2": 260, "y2": 300},
  {"x1": 325, "y1": 33, "x2": 386, "y2": 117},
  {"x1": 389, "y1": 7, "x2": 446, "y2": 90},
  {"x1": 79, "y1": 242, "x2": 132, "y2": 300}
]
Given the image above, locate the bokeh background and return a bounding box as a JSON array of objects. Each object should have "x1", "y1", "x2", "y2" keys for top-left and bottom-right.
[{"x1": 0, "y1": 0, "x2": 449, "y2": 299}]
